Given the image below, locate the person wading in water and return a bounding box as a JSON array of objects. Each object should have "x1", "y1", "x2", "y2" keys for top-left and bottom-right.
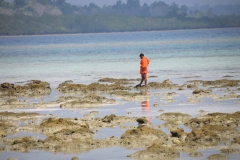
[{"x1": 136, "y1": 53, "x2": 150, "y2": 87}]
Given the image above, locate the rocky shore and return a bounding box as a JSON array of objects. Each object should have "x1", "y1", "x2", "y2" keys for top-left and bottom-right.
[{"x1": 0, "y1": 78, "x2": 240, "y2": 159}]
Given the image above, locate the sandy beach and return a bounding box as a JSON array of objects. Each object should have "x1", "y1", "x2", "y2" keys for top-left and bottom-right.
[{"x1": 0, "y1": 76, "x2": 239, "y2": 160}]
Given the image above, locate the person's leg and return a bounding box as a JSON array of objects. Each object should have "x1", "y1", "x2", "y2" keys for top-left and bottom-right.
[
  {"x1": 144, "y1": 69, "x2": 148, "y2": 87},
  {"x1": 141, "y1": 73, "x2": 147, "y2": 87},
  {"x1": 136, "y1": 67, "x2": 147, "y2": 87},
  {"x1": 144, "y1": 74, "x2": 147, "y2": 86},
  {"x1": 136, "y1": 67, "x2": 144, "y2": 87},
  {"x1": 142, "y1": 73, "x2": 146, "y2": 86},
  {"x1": 139, "y1": 74, "x2": 144, "y2": 86}
]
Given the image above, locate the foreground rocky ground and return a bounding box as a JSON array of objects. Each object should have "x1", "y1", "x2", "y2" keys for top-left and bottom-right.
[{"x1": 0, "y1": 78, "x2": 240, "y2": 159}]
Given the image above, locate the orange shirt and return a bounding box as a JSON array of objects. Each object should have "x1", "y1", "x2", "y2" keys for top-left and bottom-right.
[{"x1": 140, "y1": 56, "x2": 150, "y2": 67}]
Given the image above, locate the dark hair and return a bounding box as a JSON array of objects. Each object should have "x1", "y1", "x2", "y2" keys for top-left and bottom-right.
[{"x1": 140, "y1": 53, "x2": 144, "y2": 57}]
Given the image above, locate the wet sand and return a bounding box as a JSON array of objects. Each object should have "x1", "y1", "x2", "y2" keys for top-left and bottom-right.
[{"x1": 0, "y1": 77, "x2": 240, "y2": 160}]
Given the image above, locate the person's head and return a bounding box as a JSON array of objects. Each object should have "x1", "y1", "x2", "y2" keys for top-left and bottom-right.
[{"x1": 140, "y1": 53, "x2": 144, "y2": 59}]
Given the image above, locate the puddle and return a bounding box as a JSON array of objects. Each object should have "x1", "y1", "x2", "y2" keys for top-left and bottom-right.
[
  {"x1": 79, "y1": 147, "x2": 138, "y2": 160},
  {"x1": 195, "y1": 148, "x2": 240, "y2": 160},
  {"x1": 160, "y1": 127, "x2": 171, "y2": 135},
  {"x1": 121, "y1": 122, "x2": 137, "y2": 127},
  {"x1": 94, "y1": 127, "x2": 126, "y2": 139},
  {"x1": 0, "y1": 147, "x2": 138, "y2": 160},
  {"x1": 217, "y1": 140, "x2": 231, "y2": 147},
  {"x1": 0, "y1": 150, "x2": 83, "y2": 160},
  {"x1": 178, "y1": 124, "x2": 192, "y2": 133},
  {"x1": 150, "y1": 117, "x2": 164, "y2": 126},
  {"x1": 18, "y1": 89, "x2": 61, "y2": 104}
]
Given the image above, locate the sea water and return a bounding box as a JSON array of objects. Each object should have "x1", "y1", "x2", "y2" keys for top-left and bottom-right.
[
  {"x1": 0, "y1": 28, "x2": 240, "y2": 88},
  {"x1": 1, "y1": 28, "x2": 240, "y2": 160}
]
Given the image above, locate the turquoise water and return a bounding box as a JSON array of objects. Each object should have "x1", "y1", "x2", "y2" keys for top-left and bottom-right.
[{"x1": 1, "y1": 28, "x2": 240, "y2": 87}]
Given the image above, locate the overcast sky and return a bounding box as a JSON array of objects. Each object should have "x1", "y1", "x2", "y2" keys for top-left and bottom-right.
[{"x1": 66, "y1": 0, "x2": 240, "y2": 7}]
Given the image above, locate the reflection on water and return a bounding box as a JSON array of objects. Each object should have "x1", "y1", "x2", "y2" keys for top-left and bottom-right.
[
  {"x1": 141, "y1": 100, "x2": 150, "y2": 111},
  {"x1": 141, "y1": 91, "x2": 151, "y2": 121}
]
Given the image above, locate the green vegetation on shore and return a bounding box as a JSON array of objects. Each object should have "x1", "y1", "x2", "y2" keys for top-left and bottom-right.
[
  {"x1": 1, "y1": 14, "x2": 240, "y2": 35},
  {"x1": 0, "y1": 0, "x2": 240, "y2": 35}
]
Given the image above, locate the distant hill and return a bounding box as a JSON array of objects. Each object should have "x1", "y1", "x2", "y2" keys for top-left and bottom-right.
[{"x1": 0, "y1": 0, "x2": 62, "y2": 16}]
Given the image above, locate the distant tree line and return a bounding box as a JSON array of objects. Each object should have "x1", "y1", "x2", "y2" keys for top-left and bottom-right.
[
  {"x1": 1, "y1": 13, "x2": 240, "y2": 35},
  {"x1": 3, "y1": 0, "x2": 238, "y2": 17},
  {"x1": 189, "y1": 4, "x2": 240, "y2": 16},
  {"x1": 0, "y1": 0, "x2": 240, "y2": 35}
]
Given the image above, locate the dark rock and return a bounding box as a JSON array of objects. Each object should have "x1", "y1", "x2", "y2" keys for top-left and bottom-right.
[
  {"x1": 208, "y1": 154, "x2": 228, "y2": 160},
  {"x1": 11, "y1": 137, "x2": 38, "y2": 152},
  {"x1": 136, "y1": 117, "x2": 149, "y2": 125},
  {"x1": 231, "y1": 136, "x2": 240, "y2": 145},
  {"x1": 148, "y1": 79, "x2": 178, "y2": 89},
  {"x1": 44, "y1": 136, "x2": 62, "y2": 144},
  {"x1": 170, "y1": 128, "x2": 185, "y2": 138},
  {"x1": 57, "y1": 81, "x2": 131, "y2": 93},
  {"x1": 71, "y1": 157, "x2": 79, "y2": 160},
  {"x1": 192, "y1": 89, "x2": 212, "y2": 94},
  {"x1": 38, "y1": 139, "x2": 44, "y2": 143},
  {"x1": 187, "y1": 84, "x2": 196, "y2": 89},
  {"x1": 128, "y1": 143, "x2": 180, "y2": 159},
  {"x1": 120, "y1": 125, "x2": 168, "y2": 148},
  {"x1": 40, "y1": 118, "x2": 78, "y2": 128},
  {"x1": 0, "y1": 80, "x2": 51, "y2": 97},
  {"x1": 185, "y1": 111, "x2": 240, "y2": 129},
  {"x1": 149, "y1": 76, "x2": 158, "y2": 78},
  {"x1": 157, "y1": 112, "x2": 192, "y2": 124},
  {"x1": 202, "y1": 125, "x2": 239, "y2": 140},
  {"x1": 98, "y1": 77, "x2": 140, "y2": 84},
  {"x1": 185, "y1": 129, "x2": 220, "y2": 145},
  {"x1": 1, "y1": 83, "x2": 14, "y2": 89},
  {"x1": 0, "y1": 146, "x2": 6, "y2": 152},
  {"x1": 0, "y1": 129, "x2": 7, "y2": 137},
  {"x1": 102, "y1": 114, "x2": 116, "y2": 123},
  {"x1": 220, "y1": 148, "x2": 240, "y2": 154}
]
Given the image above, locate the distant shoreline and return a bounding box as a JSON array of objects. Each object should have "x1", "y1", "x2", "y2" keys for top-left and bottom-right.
[{"x1": 0, "y1": 26, "x2": 239, "y2": 37}]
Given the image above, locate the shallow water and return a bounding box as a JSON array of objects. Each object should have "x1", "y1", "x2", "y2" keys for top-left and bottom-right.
[
  {"x1": 0, "y1": 147, "x2": 137, "y2": 160},
  {"x1": 1, "y1": 28, "x2": 240, "y2": 160},
  {"x1": 94, "y1": 127, "x2": 126, "y2": 139},
  {"x1": 1, "y1": 28, "x2": 240, "y2": 86},
  {"x1": 1, "y1": 89, "x2": 240, "y2": 159},
  {"x1": 2, "y1": 148, "x2": 240, "y2": 160}
]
